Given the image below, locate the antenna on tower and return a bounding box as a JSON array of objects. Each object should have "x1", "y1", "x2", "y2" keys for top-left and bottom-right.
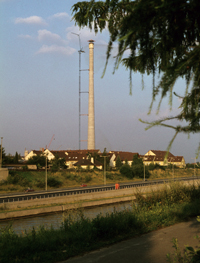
[{"x1": 71, "y1": 32, "x2": 88, "y2": 150}]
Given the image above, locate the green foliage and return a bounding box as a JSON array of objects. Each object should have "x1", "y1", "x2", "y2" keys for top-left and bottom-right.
[
  {"x1": 84, "y1": 174, "x2": 92, "y2": 183},
  {"x1": 106, "y1": 172, "x2": 114, "y2": 180},
  {"x1": 36, "y1": 176, "x2": 63, "y2": 188},
  {"x1": 72, "y1": 0, "x2": 200, "y2": 148},
  {"x1": 115, "y1": 155, "x2": 122, "y2": 169},
  {"x1": 35, "y1": 179, "x2": 45, "y2": 188},
  {"x1": 13, "y1": 152, "x2": 19, "y2": 164},
  {"x1": 47, "y1": 176, "x2": 62, "y2": 187},
  {"x1": 7, "y1": 172, "x2": 31, "y2": 187},
  {"x1": 132, "y1": 165, "x2": 145, "y2": 179},
  {"x1": 168, "y1": 164, "x2": 178, "y2": 170},
  {"x1": 131, "y1": 155, "x2": 143, "y2": 166},
  {"x1": 0, "y1": 146, "x2": 6, "y2": 161},
  {"x1": 65, "y1": 173, "x2": 76, "y2": 181},
  {"x1": 22, "y1": 165, "x2": 28, "y2": 170},
  {"x1": 0, "y1": 147, "x2": 21, "y2": 164},
  {"x1": 120, "y1": 164, "x2": 133, "y2": 179},
  {"x1": 149, "y1": 163, "x2": 166, "y2": 171},
  {"x1": 166, "y1": 237, "x2": 200, "y2": 263},
  {"x1": 131, "y1": 155, "x2": 150, "y2": 178},
  {"x1": 27, "y1": 155, "x2": 46, "y2": 168},
  {"x1": 186, "y1": 163, "x2": 198, "y2": 169},
  {"x1": 50, "y1": 155, "x2": 66, "y2": 173}
]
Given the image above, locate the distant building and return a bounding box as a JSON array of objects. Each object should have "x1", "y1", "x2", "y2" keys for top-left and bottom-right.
[
  {"x1": 24, "y1": 149, "x2": 44, "y2": 161},
  {"x1": 73, "y1": 158, "x2": 103, "y2": 170},
  {"x1": 142, "y1": 150, "x2": 186, "y2": 168},
  {"x1": 24, "y1": 148, "x2": 101, "y2": 169},
  {"x1": 23, "y1": 148, "x2": 186, "y2": 169},
  {"x1": 109, "y1": 151, "x2": 139, "y2": 167}
]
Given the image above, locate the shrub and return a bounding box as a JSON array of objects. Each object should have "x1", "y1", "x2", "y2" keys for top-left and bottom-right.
[
  {"x1": 85, "y1": 174, "x2": 92, "y2": 183},
  {"x1": 36, "y1": 179, "x2": 45, "y2": 188},
  {"x1": 148, "y1": 163, "x2": 166, "y2": 171},
  {"x1": 47, "y1": 177, "x2": 62, "y2": 187},
  {"x1": 120, "y1": 164, "x2": 133, "y2": 179},
  {"x1": 132, "y1": 165, "x2": 144, "y2": 178},
  {"x1": 22, "y1": 165, "x2": 28, "y2": 170},
  {"x1": 7, "y1": 172, "x2": 30, "y2": 187},
  {"x1": 27, "y1": 155, "x2": 47, "y2": 168},
  {"x1": 75, "y1": 176, "x2": 82, "y2": 183},
  {"x1": 106, "y1": 173, "x2": 114, "y2": 180}
]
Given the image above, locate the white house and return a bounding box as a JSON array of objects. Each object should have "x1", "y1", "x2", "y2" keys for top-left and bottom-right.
[{"x1": 109, "y1": 151, "x2": 139, "y2": 167}]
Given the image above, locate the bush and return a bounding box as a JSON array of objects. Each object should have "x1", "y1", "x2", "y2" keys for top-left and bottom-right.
[
  {"x1": 148, "y1": 163, "x2": 166, "y2": 171},
  {"x1": 132, "y1": 165, "x2": 144, "y2": 178},
  {"x1": 84, "y1": 174, "x2": 92, "y2": 183},
  {"x1": 35, "y1": 177, "x2": 62, "y2": 188},
  {"x1": 106, "y1": 173, "x2": 114, "y2": 180},
  {"x1": 22, "y1": 165, "x2": 28, "y2": 170},
  {"x1": 36, "y1": 179, "x2": 45, "y2": 188},
  {"x1": 7, "y1": 172, "x2": 30, "y2": 187},
  {"x1": 47, "y1": 177, "x2": 63, "y2": 187},
  {"x1": 120, "y1": 164, "x2": 133, "y2": 179},
  {"x1": 27, "y1": 155, "x2": 46, "y2": 168}
]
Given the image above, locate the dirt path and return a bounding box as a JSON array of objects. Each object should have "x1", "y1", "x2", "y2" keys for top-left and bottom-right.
[{"x1": 59, "y1": 218, "x2": 200, "y2": 263}]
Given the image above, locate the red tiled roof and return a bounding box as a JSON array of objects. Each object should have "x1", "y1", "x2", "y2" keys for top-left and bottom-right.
[
  {"x1": 74, "y1": 158, "x2": 103, "y2": 167},
  {"x1": 47, "y1": 149, "x2": 101, "y2": 161},
  {"x1": 148, "y1": 150, "x2": 174, "y2": 157},
  {"x1": 110, "y1": 151, "x2": 139, "y2": 161},
  {"x1": 50, "y1": 151, "x2": 67, "y2": 159},
  {"x1": 73, "y1": 159, "x2": 93, "y2": 166},
  {"x1": 168, "y1": 156, "x2": 184, "y2": 163},
  {"x1": 66, "y1": 149, "x2": 100, "y2": 154}
]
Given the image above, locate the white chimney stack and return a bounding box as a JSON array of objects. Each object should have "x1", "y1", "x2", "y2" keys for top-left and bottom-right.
[{"x1": 87, "y1": 40, "x2": 95, "y2": 149}]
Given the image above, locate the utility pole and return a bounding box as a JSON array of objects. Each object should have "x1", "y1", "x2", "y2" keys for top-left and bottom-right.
[
  {"x1": 191, "y1": 157, "x2": 196, "y2": 177},
  {"x1": 0, "y1": 137, "x2": 3, "y2": 168},
  {"x1": 191, "y1": 157, "x2": 196, "y2": 185},
  {"x1": 103, "y1": 156, "x2": 107, "y2": 185},
  {"x1": 45, "y1": 135, "x2": 55, "y2": 191},
  {"x1": 45, "y1": 156, "x2": 47, "y2": 191}
]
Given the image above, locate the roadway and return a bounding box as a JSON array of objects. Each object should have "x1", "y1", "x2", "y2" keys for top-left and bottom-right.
[{"x1": 60, "y1": 218, "x2": 200, "y2": 263}]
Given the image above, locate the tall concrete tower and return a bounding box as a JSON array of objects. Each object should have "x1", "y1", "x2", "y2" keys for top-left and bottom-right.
[{"x1": 87, "y1": 40, "x2": 95, "y2": 149}]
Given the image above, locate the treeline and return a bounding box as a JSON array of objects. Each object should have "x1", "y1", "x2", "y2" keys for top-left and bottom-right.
[{"x1": 0, "y1": 146, "x2": 20, "y2": 164}]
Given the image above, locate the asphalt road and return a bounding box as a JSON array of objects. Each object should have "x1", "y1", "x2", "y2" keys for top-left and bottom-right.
[{"x1": 59, "y1": 218, "x2": 200, "y2": 263}]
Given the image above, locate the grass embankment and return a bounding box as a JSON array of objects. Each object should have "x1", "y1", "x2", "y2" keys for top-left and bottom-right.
[
  {"x1": 0, "y1": 182, "x2": 200, "y2": 263},
  {"x1": 0, "y1": 168, "x2": 197, "y2": 193}
]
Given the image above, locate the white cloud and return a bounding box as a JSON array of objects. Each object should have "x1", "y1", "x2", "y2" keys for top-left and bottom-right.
[
  {"x1": 51, "y1": 12, "x2": 70, "y2": 20},
  {"x1": 15, "y1": 16, "x2": 47, "y2": 26},
  {"x1": 37, "y1": 29, "x2": 66, "y2": 45},
  {"x1": 18, "y1": 34, "x2": 33, "y2": 39},
  {"x1": 36, "y1": 45, "x2": 76, "y2": 56}
]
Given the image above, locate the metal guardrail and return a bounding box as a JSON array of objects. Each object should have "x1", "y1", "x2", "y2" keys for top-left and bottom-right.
[{"x1": 0, "y1": 176, "x2": 198, "y2": 204}]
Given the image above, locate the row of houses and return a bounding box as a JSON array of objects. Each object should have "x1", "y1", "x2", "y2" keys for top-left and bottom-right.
[{"x1": 24, "y1": 149, "x2": 186, "y2": 169}]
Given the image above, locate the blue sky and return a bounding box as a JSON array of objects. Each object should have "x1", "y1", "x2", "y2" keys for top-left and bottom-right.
[{"x1": 0, "y1": 0, "x2": 199, "y2": 163}]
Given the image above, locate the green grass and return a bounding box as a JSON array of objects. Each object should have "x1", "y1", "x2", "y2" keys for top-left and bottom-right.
[{"x1": 0, "y1": 183, "x2": 200, "y2": 263}]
